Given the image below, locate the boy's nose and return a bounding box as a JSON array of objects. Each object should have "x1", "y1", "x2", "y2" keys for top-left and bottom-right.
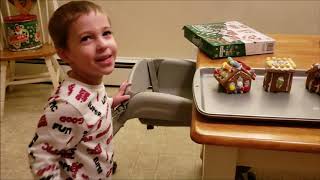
[{"x1": 96, "y1": 37, "x2": 108, "y2": 51}]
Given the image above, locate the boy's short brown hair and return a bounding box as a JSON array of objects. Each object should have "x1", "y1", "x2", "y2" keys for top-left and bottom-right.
[{"x1": 48, "y1": 1, "x2": 105, "y2": 49}]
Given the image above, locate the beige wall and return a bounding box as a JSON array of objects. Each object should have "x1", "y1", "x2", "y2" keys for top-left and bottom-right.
[
  {"x1": 91, "y1": 0, "x2": 320, "y2": 59},
  {"x1": 2, "y1": 0, "x2": 320, "y2": 59}
]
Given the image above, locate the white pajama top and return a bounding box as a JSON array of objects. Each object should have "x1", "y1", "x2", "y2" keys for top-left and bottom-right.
[{"x1": 28, "y1": 76, "x2": 114, "y2": 180}]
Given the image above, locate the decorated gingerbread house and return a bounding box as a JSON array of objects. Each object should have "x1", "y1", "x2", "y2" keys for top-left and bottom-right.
[
  {"x1": 305, "y1": 63, "x2": 320, "y2": 95},
  {"x1": 263, "y1": 57, "x2": 296, "y2": 93},
  {"x1": 213, "y1": 57, "x2": 256, "y2": 94}
]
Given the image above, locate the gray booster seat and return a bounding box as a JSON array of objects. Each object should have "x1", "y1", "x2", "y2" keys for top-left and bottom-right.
[{"x1": 113, "y1": 58, "x2": 196, "y2": 135}]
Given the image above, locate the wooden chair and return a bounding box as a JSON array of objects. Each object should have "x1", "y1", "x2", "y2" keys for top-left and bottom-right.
[{"x1": 0, "y1": 0, "x2": 62, "y2": 120}]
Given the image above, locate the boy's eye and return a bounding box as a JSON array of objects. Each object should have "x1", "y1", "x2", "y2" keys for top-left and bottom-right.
[
  {"x1": 103, "y1": 31, "x2": 112, "y2": 36},
  {"x1": 80, "y1": 36, "x2": 91, "y2": 42}
]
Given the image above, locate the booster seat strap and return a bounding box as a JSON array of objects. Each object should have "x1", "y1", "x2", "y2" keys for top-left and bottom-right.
[{"x1": 147, "y1": 60, "x2": 160, "y2": 92}]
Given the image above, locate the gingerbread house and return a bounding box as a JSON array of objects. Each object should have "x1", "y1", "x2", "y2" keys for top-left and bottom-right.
[
  {"x1": 305, "y1": 63, "x2": 320, "y2": 95},
  {"x1": 263, "y1": 57, "x2": 296, "y2": 93},
  {"x1": 213, "y1": 57, "x2": 256, "y2": 94}
]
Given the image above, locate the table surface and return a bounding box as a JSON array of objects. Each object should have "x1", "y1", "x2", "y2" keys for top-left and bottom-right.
[{"x1": 191, "y1": 34, "x2": 320, "y2": 153}]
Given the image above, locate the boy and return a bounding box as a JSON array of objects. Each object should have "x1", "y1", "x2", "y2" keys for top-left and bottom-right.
[{"x1": 28, "y1": 1, "x2": 130, "y2": 179}]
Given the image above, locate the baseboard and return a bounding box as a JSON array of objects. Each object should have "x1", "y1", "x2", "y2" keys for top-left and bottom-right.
[{"x1": 15, "y1": 57, "x2": 142, "y2": 86}]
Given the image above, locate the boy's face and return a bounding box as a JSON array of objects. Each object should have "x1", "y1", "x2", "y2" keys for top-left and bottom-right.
[{"x1": 59, "y1": 11, "x2": 117, "y2": 85}]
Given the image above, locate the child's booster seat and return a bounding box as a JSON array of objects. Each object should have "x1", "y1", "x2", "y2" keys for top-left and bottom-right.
[{"x1": 112, "y1": 58, "x2": 196, "y2": 135}]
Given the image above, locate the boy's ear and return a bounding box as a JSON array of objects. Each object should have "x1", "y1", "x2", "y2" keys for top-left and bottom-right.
[{"x1": 56, "y1": 48, "x2": 70, "y2": 63}]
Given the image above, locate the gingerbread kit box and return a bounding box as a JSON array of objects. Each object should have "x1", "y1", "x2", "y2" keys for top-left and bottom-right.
[{"x1": 183, "y1": 21, "x2": 275, "y2": 59}]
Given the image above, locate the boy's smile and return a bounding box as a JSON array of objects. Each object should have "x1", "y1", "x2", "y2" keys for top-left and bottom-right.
[
  {"x1": 95, "y1": 54, "x2": 113, "y2": 66},
  {"x1": 59, "y1": 11, "x2": 117, "y2": 85}
]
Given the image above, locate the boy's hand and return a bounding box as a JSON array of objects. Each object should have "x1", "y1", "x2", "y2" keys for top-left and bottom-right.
[{"x1": 112, "y1": 81, "x2": 131, "y2": 108}]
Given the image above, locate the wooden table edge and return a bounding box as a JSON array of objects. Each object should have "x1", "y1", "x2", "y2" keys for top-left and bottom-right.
[{"x1": 191, "y1": 107, "x2": 320, "y2": 153}]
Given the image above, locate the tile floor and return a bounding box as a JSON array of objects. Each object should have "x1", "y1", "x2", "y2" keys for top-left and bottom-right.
[{"x1": 0, "y1": 84, "x2": 202, "y2": 180}]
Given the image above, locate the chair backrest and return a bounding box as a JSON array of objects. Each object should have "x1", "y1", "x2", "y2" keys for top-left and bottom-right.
[
  {"x1": 0, "y1": 0, "x2": 58, "y2": 50},
  {"x1": 158, "y1": 59, "x2": 196, "y2": 99}
]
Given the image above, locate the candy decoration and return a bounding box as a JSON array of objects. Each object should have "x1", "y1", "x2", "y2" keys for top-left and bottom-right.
[
  {"x1": 276, "y1": 76, "x2": 284, "y2": 89},
  {"x1": 222, "y1": 62, "x2": 232, "y2": 72},
  {"x1": 227, "y1": 57, "x2": 241, "y2": 69},
  {"x1": 229, "y1": 82, "x2": 236, "y2": 91}
]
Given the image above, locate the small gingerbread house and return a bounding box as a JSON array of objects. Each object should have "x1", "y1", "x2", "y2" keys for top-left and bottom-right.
[
  {"x1": 305, "y1": 63, "x2": 320, "y2": 95},
  {"x1": 213, "y1": 57, "x2": 256, "y2": 94},
  {"x1": 263, "y1": 57, "x2": 296, "y2": 93}
]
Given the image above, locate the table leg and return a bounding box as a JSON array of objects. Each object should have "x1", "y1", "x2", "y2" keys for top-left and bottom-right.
[
  {"x1": 202, "y1": 145, "x2": 238, "y2": 180},
  {"x1": 7, "y1": 60, "x2": 15, "y2": 92},
  {"x1": 44, "y1": 56, "x2": 59, "y2": 89},
  {"x1": 0, "y1": 61, "x2": 8, "y2": 120}
]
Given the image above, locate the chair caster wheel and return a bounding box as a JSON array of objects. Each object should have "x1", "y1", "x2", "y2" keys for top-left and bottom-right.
[
  {"x1": 113, "y1": 161, "x2": 117, "y2": 174},
  {"x1": 147, "y1": 125, "x2": 154, "y2": 130}
]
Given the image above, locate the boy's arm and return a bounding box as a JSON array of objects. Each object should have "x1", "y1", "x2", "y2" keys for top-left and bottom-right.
[{"x1": 28, "y1": 101, "x2": 86, "y2": 180}]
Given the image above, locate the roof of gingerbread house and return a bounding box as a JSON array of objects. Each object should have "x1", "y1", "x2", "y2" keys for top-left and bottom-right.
[
  {"x1": 306, "y1": 63, "x2": 320, "y2": 74},
  {"x1": 265, "y1": 57, "x2": 296, "y2": 72},
  {"x1": 213, "y1": 57, "x2": 256, "y2": 84}
]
